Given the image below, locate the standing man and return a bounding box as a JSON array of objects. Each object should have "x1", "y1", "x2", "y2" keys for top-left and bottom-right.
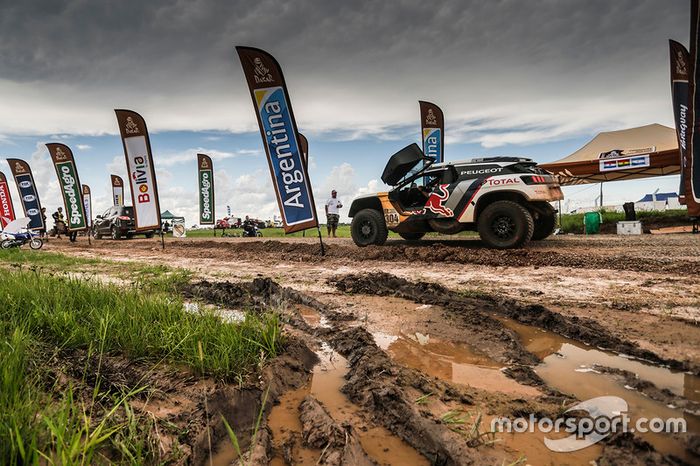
[
  {"x1": 325, "y1": 189, "x2": 343, "y2": 238},
  {"x1": 52, "y1": 207, "x2": 64, "y2": 239}
]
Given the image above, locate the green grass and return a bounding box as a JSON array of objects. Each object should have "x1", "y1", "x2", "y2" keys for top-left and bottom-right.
[
  {"x1": 0, "y1": 267, "x2": 284, "y2": 464},
  {"x1": 558, "y1": 209, "x2": 689, "y2": 234}
]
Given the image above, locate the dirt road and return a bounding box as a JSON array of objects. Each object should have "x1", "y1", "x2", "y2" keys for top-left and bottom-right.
[{"x1": 46, "y1": 234, "x2": 700, "y2": 465}]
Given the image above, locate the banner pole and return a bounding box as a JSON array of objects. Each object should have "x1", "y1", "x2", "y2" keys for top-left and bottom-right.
[
  {"x1": 316, "y1": 226, "x2": 325, "y2": 256},
  {"x1": 160, "y1": 229, "x2": 165, "y2": 250}
]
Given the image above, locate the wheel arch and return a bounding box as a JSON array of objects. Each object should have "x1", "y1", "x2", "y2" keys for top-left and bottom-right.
[
  {"x1": 475, "y1": 191, "x2": 528, "y2": 220},
  {"x1": 349, "y1": 196, "x2": 383, "y2": 217}
]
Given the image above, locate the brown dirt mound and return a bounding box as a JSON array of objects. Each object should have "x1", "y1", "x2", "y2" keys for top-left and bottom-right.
[{"x1": 329, "y1": 272, "x2": 693, "y2": 373}]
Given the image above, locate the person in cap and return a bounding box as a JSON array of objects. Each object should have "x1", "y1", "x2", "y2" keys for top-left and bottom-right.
[{"x1": 325, "y1": 190, "x2": 342, "y2": 238}]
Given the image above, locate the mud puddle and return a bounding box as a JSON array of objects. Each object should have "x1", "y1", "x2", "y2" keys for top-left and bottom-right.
[
  {"x1": 500, "y1": 315, "x2": 700, "y2": 461},
  {"x1": 268, "y1": 343, "x2": 429, "y2": 466},
  {"x1": 373, "y1": 331, "x2": 540, "y2": 398},
  {"x1": 296, "y1": 304, "x2": 330, "y2": 328}
]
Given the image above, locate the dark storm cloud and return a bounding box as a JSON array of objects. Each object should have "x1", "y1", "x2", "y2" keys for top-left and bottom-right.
[{"x1": 0, "y1": 0, "x2": 689, "y2": 138}]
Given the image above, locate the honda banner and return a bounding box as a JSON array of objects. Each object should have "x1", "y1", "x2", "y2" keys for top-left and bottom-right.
[
  {"x1": 236, "y1": 46, "x2": 319, "y2": 233},
  {"x1": 82, "y1": 184, "x2": 92, "y2": 228},
  {"x1": 688, "y1": 0, "x2": 700, "y2": 216},
  {"x1": 419, "y1": 101, "x2": 445, "y2": 165},
  {"x1": 114, "y1": 110, "x2": 162, "y2": 231},
  {"x1": 47, "y1": 143, "x2": 88, "y2": 232},
  {"x1": 0, "y1": 171, "x2": 16, "y2": 228},
  {"x1": 6, "y1": 158, "x2": 44, "y2": 230},
  {"x1": 670, "y1": 40, "x2": 690, "y2": 205},
  {"x1": 197, "y1": 153, "x2": 215, "y2": 225},
  {"x1": 111, "y1": 174, "x2": 125, "y2": 206}
]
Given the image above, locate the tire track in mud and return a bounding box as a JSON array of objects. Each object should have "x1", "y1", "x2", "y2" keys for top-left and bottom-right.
[{"x1": 183, "y1": 276, "x2": 692, "y2": 465}]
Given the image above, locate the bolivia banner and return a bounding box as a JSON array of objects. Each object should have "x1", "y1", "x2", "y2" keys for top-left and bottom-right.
[
  {"x1": 83, "y1": 185, "x2": 92, "y2": 228},
  {"x1": 419, "y1": 101, "x2": 445, "y2": 165},
  {"x1": 689, "y1": 0, "x2": 700, "y2": 216},
  {"x1": 236, "y1": 46, "x2": 319, "y2": 233},
  {"x1": 111, "y1": 174, "x2": 125, "y2": 206},
  {"x1": 115, "y1": 110, "x2": 162, "y2": 231},
  {"x1": 670, "y1": 40, "x2": 690, "y2": 205},
  {"x1": 0, "y1": 171, "x2": 16, "y2": 228},
  {"x1": 47, "y1": 143, "x2": 88, "y2": 232},
  {"x1": 6, "y1": 158, "x2": 44, "y2": 231},
  {"x1": 197, "y1": 153, "x2": 215, "y2": 225}
]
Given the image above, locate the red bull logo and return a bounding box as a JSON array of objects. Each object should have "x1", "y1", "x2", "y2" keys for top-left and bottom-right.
[{"x1": 421, "y1": 184, "x2": 453, "y2": 217}]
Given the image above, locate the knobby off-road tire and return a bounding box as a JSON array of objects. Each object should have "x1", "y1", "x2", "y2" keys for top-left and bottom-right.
[
  {"x1": 477, "y1": 200, "x2": 534, "y2": 249},
  {"x1": 531, "y1": 212, "x2": 557, "y2": 241},
  {"x1": 351, "y1": 209, "x2": 388, "y2": 247},
  {"x1": 145, "y1": 232, "x2": 155, "y2": 239},
  {"x1": 398, "y1": 232, "x2": 425, "y2": 241},
  {"x1": 111, "y1": 226, "x2": 122, "y2": 240},
  {"x1": 29, "y1": 238, "x2": 43, "y2": 250}
]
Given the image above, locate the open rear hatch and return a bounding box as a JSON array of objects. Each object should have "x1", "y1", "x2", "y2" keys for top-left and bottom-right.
[{"x1": 381, "y1": 143, "x2": 426, "y2": 186}]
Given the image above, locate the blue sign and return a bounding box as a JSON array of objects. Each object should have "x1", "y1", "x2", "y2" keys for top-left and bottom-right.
[
  {"x1": 15, "y1": 173, "x2": 43, "y2": 230},
  {"x1": 423, "y1": 127, "x2": 443, "y2": 165},
  {"x1": 255, "y1": 86, "x2": 315, "y2": 226}
]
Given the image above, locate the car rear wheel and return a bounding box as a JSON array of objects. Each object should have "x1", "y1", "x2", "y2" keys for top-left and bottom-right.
[
  {"x1": 145, "y1": 232, "x2": 155, "y2": 238},
  {"x1": 351, "y1": 209, "x2": 388, "y2": 247},
  {"x1": 477, "y1": 200, "x2": 534, "y2": 249},
  {"x1": 398, "y1": 232, "x2": 425, "y2": 241},
  {"x1": 531, "y1": 212, "x2": 557, "y2": 240},
  {"x1": 111, "y1": 226, "x2": 122, "y2": 240}
]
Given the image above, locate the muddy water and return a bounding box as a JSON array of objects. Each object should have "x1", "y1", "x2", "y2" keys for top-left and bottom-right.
[
  {"x1": 373, "y1": 331, "x2": 541, "y2": 397},
  {"x1": 499, "y1": 316, "x2": 700, "y2": 462},
  {"x1": 267, "y1": 343, "x2": 429, "y2": 466}
]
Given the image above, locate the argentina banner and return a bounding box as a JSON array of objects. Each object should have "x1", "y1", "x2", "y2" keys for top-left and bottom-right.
[
  {"x1": 0, "y1": 171, "x2": 16, "y2": 229},
  {"x1": 236, "y1": 46, "x2": 319, "y2": 233},
  {"x1": 47, "y1": 143, "x2": 88, "y2": 232},
  {"x1": 6, "y1": 158, "x2": 44, "y2": 231},
  {"x1": 197, "y1": 153, "x2": 215, "y2": 225},
  {"x1": 670, "y1": 40, "x2": 690, "y2": 205},
  {"x1": 419, "y1": 101, "x2": 445, "y2": 166},
  {"x1": 115, "y1": 110, "x2": 162, "y2": 231},
  {"x1": 111, "y1": 174, "x2": 125, "y2": 206}
]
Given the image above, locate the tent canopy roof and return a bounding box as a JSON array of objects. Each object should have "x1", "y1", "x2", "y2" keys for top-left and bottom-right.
[
  {"x1": 160, "y1": 210, "x2": 184, "y2": 220},
  {"x1": 540, "y1": 124, "x2": 680, "y2": 185}
]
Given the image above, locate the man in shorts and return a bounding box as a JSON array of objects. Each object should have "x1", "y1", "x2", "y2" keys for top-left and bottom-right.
[{"x1": 325, "y1": 190, "x2": 342, "y2": 238}]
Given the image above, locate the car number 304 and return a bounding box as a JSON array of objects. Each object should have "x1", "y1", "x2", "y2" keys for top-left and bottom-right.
[{"x1": 383, "y1": 209, "x2": 400, "y2": 226}]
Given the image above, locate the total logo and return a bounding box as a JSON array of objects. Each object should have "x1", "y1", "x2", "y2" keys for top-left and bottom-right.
[
  {"x1": 486, "y1": 178, "x2": 520, "y2": 186},
  {"x1": 19, "y1": 180, "x2": 32, "y2": 189},
  {"x1": 27, "y1": 208, "x2": 39, "y2": 216},
  {"x1": 23, "y1": 194, "x2": 36, "y2": 202}
]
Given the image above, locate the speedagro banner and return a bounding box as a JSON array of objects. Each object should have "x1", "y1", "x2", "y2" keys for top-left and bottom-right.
[
  {"x1": 82, "y1": 184, "x2": 92, "y2": 228},
  {"x1": 670, "y1": 40, "x2": 690, "y2": 205},
  {"x1": 47, "y1": 143, "x2": 88, "y2": 231},
  {"x1": 6, "y1": 158, "x2": 44, "y2": 230},
  {"x1": 111, "y1": 174, "x2": 125, "y2": 206},
  {"x1": 0, "y1": 171, "x2": 16, "y2": 228},
  {"x1": 197, "y1": 153, "x2": 215, "y2": 225},
  {"x1": 115, "y1": 109, "x2": 162, "y2": 231},
  {"x1": 236, "y1": 46, "x2": 319, "y2": 233},
  {"x1": 419, "y1": 101, "x2": 444, "y2": 166},
  {"x1": 688, "y1": 0, "x2": 700, "y2": 215}
]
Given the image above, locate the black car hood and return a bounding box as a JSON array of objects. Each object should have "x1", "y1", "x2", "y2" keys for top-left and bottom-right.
[{"x1": 381, "y1": 143, "x2": 425, "y2": 186}]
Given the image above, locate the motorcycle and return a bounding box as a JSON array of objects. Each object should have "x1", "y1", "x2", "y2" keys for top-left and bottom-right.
[
  {"x1": 1, "y1": 218, "x2": 43, "y2": 250},
  {"x1": 242, "y1": 224, "x2": 263, "y2": 237}
]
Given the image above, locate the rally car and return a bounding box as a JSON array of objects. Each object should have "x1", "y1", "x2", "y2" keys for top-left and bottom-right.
[{"x1": 349, "y1": 143, "x2": 564, "y2": 249}]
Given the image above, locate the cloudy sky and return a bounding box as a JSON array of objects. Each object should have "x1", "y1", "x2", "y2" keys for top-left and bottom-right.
[{"x1": 0, "y1": 0, "x2": 690, "y2": 225}]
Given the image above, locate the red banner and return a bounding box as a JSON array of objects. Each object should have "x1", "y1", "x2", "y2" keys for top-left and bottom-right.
[{"x1": 0, "y1": 171, "x2": 16, "y2": 228}]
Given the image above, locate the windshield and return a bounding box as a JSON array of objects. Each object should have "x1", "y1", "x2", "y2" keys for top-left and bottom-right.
[{"x1": 121, "y1": 207, "x2": 134, "y2": 217}]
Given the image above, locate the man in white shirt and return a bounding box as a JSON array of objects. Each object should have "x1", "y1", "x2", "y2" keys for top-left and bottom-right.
[{"x1": 325, "y1": 190, "x2": 343, "y2": 237}]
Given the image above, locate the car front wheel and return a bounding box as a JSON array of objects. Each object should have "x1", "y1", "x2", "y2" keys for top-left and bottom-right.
[
  {"x1": 477, "y1": 200, "x2": 534, "y2": 249},
  {"x1": 351, "y1": 209, "x2": 388, "y2": 247},
  {"x1": 111, "y1": 226, "x2": 122, "y2": 240}
]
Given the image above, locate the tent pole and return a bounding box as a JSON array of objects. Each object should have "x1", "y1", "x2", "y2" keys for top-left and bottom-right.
[
  {"x1": 558, "y1": 199, "x2": 562, "y2": 231},
  {"x1": 599, "y1": 182, "x2": 603, "y2": 209}
]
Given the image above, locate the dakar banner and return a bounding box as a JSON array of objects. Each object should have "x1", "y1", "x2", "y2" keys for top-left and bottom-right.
[
  {"x1": 47, "y1": 143, "x2": 88, "y2": 231},
  {"x1": 82, "y1": 184, "x2": 92, "y2": 228},
  {"x1": 236, "y1": 46, "x2": 319, "y2": 233},
  {"x1": 6, "y1": 158, "x2": 44, "y2": 230},
  {"x1": 111, "y1": 174, "x2": 125, "y2": 206},
  {"x1": 419, "y1": 101, "x2": 445, "y2": 166},
  {"x1": 197, "y1": 153, "x2": 215, "y2": 225},
  {"x1": 0, "y1": 171, "x2": 16, "y2": 228},
  {"x1": 689, "y1": 0, "x2": 700, "y2": 216},
  {"x1": 298, "y1": 132, "x2": 309, "y2": 167},
  {"x1": 115, "y1": 109, "x2": 162, "y2": 231},
  {"x1": 670, "y1": 40, "x2": 690, "y2": 205}
]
